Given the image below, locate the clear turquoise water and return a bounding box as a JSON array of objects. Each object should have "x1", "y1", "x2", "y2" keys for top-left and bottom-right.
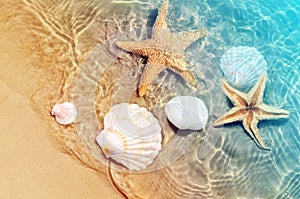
[
  {"x1": 73, "y1": 0, "x2": 300, "y2": 198},
  {"x1": 21, "y1": 0, "x2": 300, "y2": 198},
  {"x1": 169, "y1": 0, "x2": 300, "y2": 198},
  {"x1": 108, "y1": 0, "x2": 300, "y2": 198}
]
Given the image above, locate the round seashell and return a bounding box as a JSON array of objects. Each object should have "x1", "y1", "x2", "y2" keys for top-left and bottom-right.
[
  {"x1": 51, "y1": 102, "x2": 77, "y2": 125},
  {"x1": 96, "y1": 103, "x2": 162, "y2": 171},
  {"x1": 220, "y1": 46, "x2": 267, "y2": 89},
  {"x1": 164, "y1": 96, "x2": 208, "y2": 130}
]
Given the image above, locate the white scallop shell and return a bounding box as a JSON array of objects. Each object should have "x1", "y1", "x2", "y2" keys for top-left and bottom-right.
[
  {"x1": 51, "y1": 102, "x2": 77, "y2": 125},
  {"x1": 96, "y1": 103, "x2": 162, "y2": 171},
  {"x1": 220, "y1": 46, "x2": 267, "y2": 89},
  {"x1": 164, "y1": 96, "x2": 208, "y2": 130}
]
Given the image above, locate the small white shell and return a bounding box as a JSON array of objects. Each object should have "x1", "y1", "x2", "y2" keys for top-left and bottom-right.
[
  {"x1": 220, "y1": 46, "x2": 267, "y2": 89},
  {"x1": 51, "y1": 102, "x2": 77, "y2": 125},
  {"x1": 164, "y1": 96, "x2": 208, "y2": 130},
  {"x1": 96, "y1": 103, "x2": 162, "y2": 171}
]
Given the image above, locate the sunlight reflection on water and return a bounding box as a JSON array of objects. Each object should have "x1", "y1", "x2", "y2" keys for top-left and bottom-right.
[{"x1": 23, "y1": 0, "x2": 300, "y2": 198}]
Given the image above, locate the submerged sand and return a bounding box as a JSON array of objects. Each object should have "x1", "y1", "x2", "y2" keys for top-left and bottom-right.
[{"x1": 1, "y1": 0, "x2": 286, "y2": 198}]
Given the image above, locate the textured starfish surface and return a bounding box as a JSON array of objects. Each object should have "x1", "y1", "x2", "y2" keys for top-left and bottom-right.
[
  {"x1": 116, "y1": 0, "x2": 207, "y2": 96},
  {"x1": 214, "y1": 72, "x2": 289, "y2": 150}
]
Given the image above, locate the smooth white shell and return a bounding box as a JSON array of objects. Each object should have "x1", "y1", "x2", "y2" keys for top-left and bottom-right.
[
  {"x1": 220, "y1": 46, "x2": 267, "y2": 89},
  {"x1": 164, "y1": 96, "x2": 208, "y2": 130},
  {"x1": 51, "y1": 102, "x2": 77, "y2": 125},
  {"x1": 96, "y1": 103, "x2": 162, "y2": 171}
]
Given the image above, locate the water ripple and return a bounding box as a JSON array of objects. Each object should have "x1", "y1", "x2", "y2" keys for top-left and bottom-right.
[{"x1": 26, "y1": 0, "x2": 300, "y2": 198}]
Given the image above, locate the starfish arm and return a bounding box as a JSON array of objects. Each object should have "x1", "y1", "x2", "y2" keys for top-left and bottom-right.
[
  {"x1": 138, "y1": 63, "x2": 166, "y2": 96},
  {"x1": 214, "y1": 107, "x2": 246, "y2": 126},
  {"x1": 153, "y1": 0, "x2": 169, "y2": 32},
  {"x1": 163, "y1": 52, "x2": 188, "y2": 69},
  {"x1": 116, "y1": 40, "x2": 154, "y2": 57},
  {"x1": 248, "y1": 72, "x2": 267, "y2": 106},
  {"x1": 257, "y1": 104, "x2": 290, "y2": 120},
  {"x1": 173, "y1": 29, "x2": 208, "y2": 48},
  {"x1": 221, "y1": 78, "x2": 249, "y2": 107},
  {"x1": 242, "y1": 112, "x2": 269, "y2": 150}
]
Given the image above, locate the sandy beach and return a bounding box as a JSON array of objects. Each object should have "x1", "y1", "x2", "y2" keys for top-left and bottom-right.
[
  {"x1": 0, "y1": 0, "x2": 120, "y2": 198},
  {"x1": 0, "y1": 81, "x2": 119, "y2": 199}
]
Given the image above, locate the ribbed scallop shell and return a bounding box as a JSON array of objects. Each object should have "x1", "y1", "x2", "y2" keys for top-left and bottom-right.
[
  {"x1": 51, "y1": 102, "x2": 77, "y2": 125},
  {"x1": 220, "y1": 46, "x2": 267, "y2": 89},
  {"x1": 164, "y1": 96, "x2": 208, "y2": 130},
  {"x1": 96, "y1": 103, "x2": 162, "y2": 171}
]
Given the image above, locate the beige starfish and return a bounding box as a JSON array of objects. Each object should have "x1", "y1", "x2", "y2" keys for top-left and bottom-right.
[
  {"x1": 116, "y1": 0, "x2": 207, "y2": 96},
  {"x1": 214, "y1": 72, "x2": 289, "y2": 150}
]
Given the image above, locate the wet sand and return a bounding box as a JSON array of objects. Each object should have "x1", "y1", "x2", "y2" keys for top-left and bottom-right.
[
  {"x1": 0, "y1": 81, "x2": 118, "y2": 199},
  {"x1": 0, "y1": 0, "x2": 120, "y2": 198}
]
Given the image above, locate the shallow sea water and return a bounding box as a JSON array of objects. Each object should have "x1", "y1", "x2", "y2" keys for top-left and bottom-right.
[{"x1": 18, "y1": 0, "x2": 300, "y2": 198}]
